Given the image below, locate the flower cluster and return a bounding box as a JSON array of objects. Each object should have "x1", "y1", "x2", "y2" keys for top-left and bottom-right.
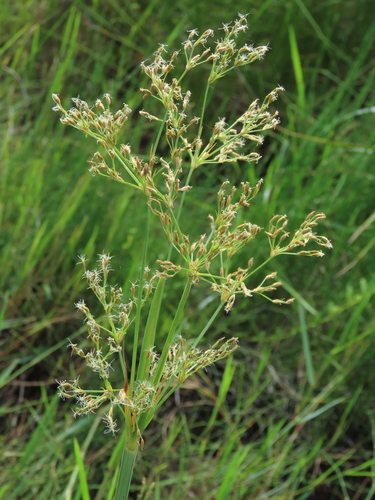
[
  {"x1": 140, "y1": 18, "x2": 281, "y2": 169},
  {"x1": 180, "y1": 13, "x2": 269, "y2": 81},
  {"x1": 54, "y1": 16, "x2": 332, "y2": 440},
  {"x1": 57, "y1": 250, "x2": 240, "y2": 428},
  {"x1": 52, "y1": 93, "x2": 131, "y2": 147},
  {"x1": 74, "y1": 254, "x2": 160, "y2": 345},
  {"x1": 266, "y1": 212, "x2": 333, "y2": 258}
]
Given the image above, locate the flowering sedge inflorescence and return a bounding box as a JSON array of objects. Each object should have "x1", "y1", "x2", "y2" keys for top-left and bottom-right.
[
  {"x1": 54, "y1": 15, "x2": 332, "y2": 438},
  {"x1": 58, "y1": 254, "x2": 238, "y2": 435}
]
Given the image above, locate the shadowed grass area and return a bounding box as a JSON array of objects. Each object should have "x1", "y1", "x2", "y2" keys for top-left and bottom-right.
[{"x1": 1, "y1": 0, "x2": 375, "y2": 498}]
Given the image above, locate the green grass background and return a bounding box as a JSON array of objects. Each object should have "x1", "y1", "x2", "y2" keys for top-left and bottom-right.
[{"x1": 1, "y1": 0, "x2": 375, "y2": 498}]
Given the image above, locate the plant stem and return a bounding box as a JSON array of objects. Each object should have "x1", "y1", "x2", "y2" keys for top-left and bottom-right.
[
  {"x1": 114, "y1": 406, "x2": 139, "y2": 500},
  {"x1": 197, "y1": 82, "x2": 211, "y2": 141},
  {"x1": 176, "y1": 166, "x2": 194, "y2": 223},
  {"x1": 152, "y1": 278, "x2": 192, "y2": 386},
  {"x1": 192, "y1": 302, "x2": 223, "y2": 348},
  {"x1": 129, "y1": 207, "x2": 151, "y2": 397},
  {"x1": 136, "y1": 277, "x2": 165, "y2": 381},
  {"x1": 114, "y1": 441, "x2": 138, "y2": 500}
]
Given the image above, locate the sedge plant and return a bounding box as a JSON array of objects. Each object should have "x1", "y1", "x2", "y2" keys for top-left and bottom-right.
[{"x1": 53, "y1": 14, "x2": 332, "y2": 499}]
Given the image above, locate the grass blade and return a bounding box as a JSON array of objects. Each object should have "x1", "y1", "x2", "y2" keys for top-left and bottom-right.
[
  {"x1": 73, "y1": 438, "x2": 90, "y2": 500},
  {"x1": 288, "y1": 25, "x2": 305, "y2": 111},
  {"x1": 298, "y1": 303, "x2": 315, "y2": 385}
]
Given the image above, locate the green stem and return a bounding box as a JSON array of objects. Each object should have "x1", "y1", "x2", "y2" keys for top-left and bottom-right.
[
  {"x1": 197, "y1": 82, "x2": 211, "y2": 142},
  {"x1": 114, "y1": 149, "x2": 143, "y2": 188},
  {"x1": 192, "y1": 302, "x2": 223, "y2": 348},
  {"x1": 176, "y1": 167, "x2": 194, "y2": 223},
  {"x1": 114, "y1": 405, "x2": 139, "y2": 500},
  {"x1": 136, "y1": 277, "x2": 165, "y2": 381},
  {"x1": 118, "y1": 348, "x2": 126, "y2": 379},
  {"x1": 138, "y1": 301, "x2": 223, "y2": 432},
  {"x1": 153, "y1": 110, "x2": 168, "y2": 152},
  {"x1": 151, "y1": 278, "x2": 192, "y2": 386},
  {"x1": 166, "y1": 165, "x2": 194, "y2": 261},
  {"x1": 135, "y1": 276, "x2": 192, "y2": 433},
  {"x1": 167, "y1": 206, "x2": 188, "y2": 251},
  {"x1": 247, "y1": 256, "x2": 272, "y2": 278},
  {"x1": 129, "y1": 208, "x2": 151, "y2": 397},
  {"x1": 114, "y1": 441, "x2": 138, "y2": 500}
]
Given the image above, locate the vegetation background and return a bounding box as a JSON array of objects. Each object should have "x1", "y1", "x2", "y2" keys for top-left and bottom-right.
[{"x1": 1, "y1": 0, "x2": 375, "y2": 498}]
